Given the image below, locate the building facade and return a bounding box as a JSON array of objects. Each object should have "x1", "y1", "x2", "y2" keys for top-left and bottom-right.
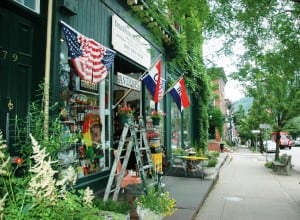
[
  {"x1": 207, "y1": 67, "x2": 227, "y2": 151},
  {"x1": 0, "y1": 0, "x2": 194, "y2": 192}
]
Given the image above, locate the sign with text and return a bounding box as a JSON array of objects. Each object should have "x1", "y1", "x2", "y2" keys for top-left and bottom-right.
[
  {"x1": 73, "y1": 76, "x2": 99, "y2": 95},
  {"x1": 115, "y1": 72, "x2": 141, "y2": 91},
  {"x1": 259, "y1": 123, "x2": 271, "y2": 129},
  {"x1": 112, "y1": 14, "x2": 151, "y2": 68}
]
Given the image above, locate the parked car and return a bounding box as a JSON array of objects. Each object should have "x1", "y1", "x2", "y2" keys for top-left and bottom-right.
[
  {"x1": 289, "y1": 139, "x2": 296, "y2": 148},
  {"x1": 295, "y1": 138, "x2": 300, "y2": 147},
  {"x1": 279, "y1": 135, "x2": 292, "y2": 150},
  {"x1": 271, "y1": 132, "x2": 292, "y2": 149},
  {"x1": 264, "y1": 140, "x2": 277, "y2": 153}
]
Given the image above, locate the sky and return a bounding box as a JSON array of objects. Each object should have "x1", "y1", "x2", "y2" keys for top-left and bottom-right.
[{"x1": 203, "y1": 38, "x2": 245, "y2": 102}]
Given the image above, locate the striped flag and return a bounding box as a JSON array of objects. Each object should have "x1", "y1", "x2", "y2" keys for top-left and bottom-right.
[
  {"x1": 169, "y1": 77, "x2": 190, "y2": 112},
  {"x1": 142, "y1": 59, "x2": 165, "y2": 102},
  {"x1": 62, "y1": 22, "x2": 116, "y2": 83}
]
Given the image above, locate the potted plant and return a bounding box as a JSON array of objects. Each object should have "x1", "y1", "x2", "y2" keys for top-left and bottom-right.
[
  {"x1": 151, "y1": 110, "x2": 165, "y2": 126},
  {"x1": 135, "y1": 187, "x2": 176, "y2": 219},
  {"x1": 117, "y1": 105, "x2": 134, "y2": 125}
]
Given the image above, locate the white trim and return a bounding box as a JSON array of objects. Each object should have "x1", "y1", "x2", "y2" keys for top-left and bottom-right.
[{"x1": 14, "y1": 0, "x2": 40, "y2": 14}]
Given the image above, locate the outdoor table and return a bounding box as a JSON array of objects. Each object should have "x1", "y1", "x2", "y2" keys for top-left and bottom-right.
[{"x1": 174, "y1": 155, "x2": 208, "y2": 178}]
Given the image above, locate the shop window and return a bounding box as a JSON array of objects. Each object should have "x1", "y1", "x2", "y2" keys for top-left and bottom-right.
[
  {"x1": 58, "y1": 32, "x2": 111, "y2": 179},
  {"x1": 171, "y1": 102, "x2": 181, "y2": 151},
  {"x1": 183, "y1": 110, "x2": 191, "y2": 148},
  {"x1": 14, "y1": 0, "x2": 40, "y2": 13}
]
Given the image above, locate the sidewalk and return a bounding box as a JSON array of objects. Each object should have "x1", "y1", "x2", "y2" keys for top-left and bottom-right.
[
  {"x1": 195, "y1": 148, "x2": 300, "y2": 220},
  {"x1": 163, "y1": 152, "x2": 229, "y2": 220}
]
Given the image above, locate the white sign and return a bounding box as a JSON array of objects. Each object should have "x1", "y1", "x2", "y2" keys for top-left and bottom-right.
[
  {"x1": 251, "y1": 130, "x2": 260, "y2": 134},
  {"x1": 112, "y1": 15, "x2": 151, "y2": 68},
  {"x1": 115, "y1": 72, "x2": 141, "y2": 91},
  {"x1": 259, "y1": 123, "x2": 271, "y2": 129}
]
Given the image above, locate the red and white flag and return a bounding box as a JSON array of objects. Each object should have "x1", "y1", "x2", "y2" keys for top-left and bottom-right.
[
  {"x1": 169, "y1": 77, "x2": 190, "y2": 112},
  {"x1": 142, "y1": 59, "x2": 165, "y2": 103}
]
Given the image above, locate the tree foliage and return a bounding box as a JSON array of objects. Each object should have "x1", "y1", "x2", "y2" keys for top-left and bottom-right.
[{"x1": 206, "y1": 0, "x2": 300, "y2": 159}]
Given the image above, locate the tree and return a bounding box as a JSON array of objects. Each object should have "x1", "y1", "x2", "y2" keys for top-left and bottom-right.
[{"x1": 205, "y1": 0, "x2": 300, "y2": 159}]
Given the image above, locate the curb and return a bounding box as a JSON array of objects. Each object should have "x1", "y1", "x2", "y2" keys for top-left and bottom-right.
[{"x1": 192, "y1": 153, "x2": 229, "y2": 219}]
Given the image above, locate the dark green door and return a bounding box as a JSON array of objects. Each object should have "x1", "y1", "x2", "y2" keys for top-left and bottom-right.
[{"x1": 0, "y1": 7, "x2": 34, "y2": 153}]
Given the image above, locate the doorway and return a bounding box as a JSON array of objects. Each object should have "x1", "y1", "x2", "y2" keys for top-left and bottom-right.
[{"x1": 0, "y1": 6, "x2": 43, "y2": 153}]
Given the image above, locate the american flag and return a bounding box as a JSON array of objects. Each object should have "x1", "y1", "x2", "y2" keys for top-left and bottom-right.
[{"x1": 62, "y1": 22, "x2": 116, "y2": 83}]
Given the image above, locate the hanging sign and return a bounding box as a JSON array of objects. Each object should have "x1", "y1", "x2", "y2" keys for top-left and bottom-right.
[
  {"x1": 115, "y1": 72, "x2": 141, "y2": 91},
  {"x1": 112, "y1": 14, "x2": 151, "y2": 68},
  {"x1": 72, "y1": 75, "x2": 99, "y2": 95}
]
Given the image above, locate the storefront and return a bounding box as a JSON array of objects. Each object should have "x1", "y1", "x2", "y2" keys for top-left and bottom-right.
[
  {"x1": 54, "y1": 0, "x2": 166, "y2": 191},
  {"x1": 1, "y1": 0, "x2": 193, "y2": 193}
]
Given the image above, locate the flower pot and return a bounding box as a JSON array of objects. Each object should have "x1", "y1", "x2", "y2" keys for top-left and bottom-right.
[
  {"x1": 121, "y1": 115, "x2": 133, "y2": 125},
  {"x1": 152, "y1": 118, "x2": 160, "y2": 126},
  {"x1": 136, "y1": 206, "x2": 163, "y2": 220}
]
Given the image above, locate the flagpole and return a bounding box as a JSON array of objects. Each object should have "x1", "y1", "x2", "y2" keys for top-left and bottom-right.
[
  {"x1": 163, "y1": 73, "x2": 185, "y2": 96},
  {"x1": 113, "y1": 54, "x2": 162, "y2": 109}
]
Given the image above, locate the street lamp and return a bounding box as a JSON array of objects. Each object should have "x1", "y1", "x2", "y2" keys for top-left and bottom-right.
[{"x1": 251, "y1": 130, "x2": 260, "y2": 152}]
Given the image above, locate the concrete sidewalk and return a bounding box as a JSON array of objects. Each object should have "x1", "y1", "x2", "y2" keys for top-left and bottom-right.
[
  {"x1": 163, "y1": 152, "x2": 228, "y2": 220},
  {"x1": 195, "y1": 149, "x2": 300, "y2": 220}
]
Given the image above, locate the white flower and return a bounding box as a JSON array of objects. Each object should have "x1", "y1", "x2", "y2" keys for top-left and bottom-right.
[
  {"x1": 83, "y1": 187, "x2": 95, "y2": 207},
  {"x1": 56, "y1": 166, "x2": 77, "y2": 187},
  {"x1": 27, "y1": 134, "x2": 58, "y2": 203},
  {"x1": 0, "y1": 157, "x2": 10, "y2": 176},
  {"x1": 0, "y1": 193, "x2": 8, "y2": 214},
  {"x1": 58, "y1": 185, "x2": 67, "y2": 200}
]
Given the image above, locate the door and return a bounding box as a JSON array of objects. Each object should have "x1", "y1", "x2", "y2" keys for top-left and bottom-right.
[{"x1": 0, "y1": 7, "x2": 34, "y2": 153}]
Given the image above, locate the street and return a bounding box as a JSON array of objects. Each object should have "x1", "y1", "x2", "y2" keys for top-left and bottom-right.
[{"x1": 194, "y1": 147, "x2": 300, "y2": 220}]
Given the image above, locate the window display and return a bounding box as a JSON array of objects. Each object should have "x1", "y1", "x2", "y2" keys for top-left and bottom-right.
[{"x1": 58, "y1": 34, "x2": 111, "y2": 180}]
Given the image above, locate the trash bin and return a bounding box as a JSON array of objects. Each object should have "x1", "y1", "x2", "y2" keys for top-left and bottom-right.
[{"x1": 220, "y1": 143, "x2": 224, "y2": 152}]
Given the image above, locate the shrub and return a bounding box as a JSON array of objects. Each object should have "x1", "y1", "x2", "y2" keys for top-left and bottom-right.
[
  {"x1": 0, "y1": 132, "x2": 126, "y2": 219},
  {"x1": 207, "y1": 158, "x2": 218, "y2": 167},
  {"x1": 265, "y1": 161, "x2": 274, "y2": 169},
  {"x1": 93, "y1": 198, "x2": 131, "y2": 214}
]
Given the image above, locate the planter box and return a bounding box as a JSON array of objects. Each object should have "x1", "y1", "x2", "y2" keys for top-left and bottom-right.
[{"x1": 136, "y1": 206, "x2": 163, "y2": 220}]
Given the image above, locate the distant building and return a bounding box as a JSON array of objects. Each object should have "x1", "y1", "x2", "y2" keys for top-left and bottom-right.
[{"x1": 207, "y1": 67, "x2": 227, "y2": 151}]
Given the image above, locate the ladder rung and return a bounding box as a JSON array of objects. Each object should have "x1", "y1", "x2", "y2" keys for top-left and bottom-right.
[
  {"x1": 142, "y1": 164, "x2": 153, "y2": 170},
  {"x1": 109, "y1": 173, "x2": 118, "y2": 177}
]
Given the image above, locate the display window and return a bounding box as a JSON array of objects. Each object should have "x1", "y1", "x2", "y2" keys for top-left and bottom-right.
[
  {"x1": 171, "y1": 102, "x2": 182, "y2": 151},
  {"x1": 183, "y1": 109, "x2": 191, "y2": 148},
  {"x1": 58, "y1": 31, "x2": 111, "y2": 179}
]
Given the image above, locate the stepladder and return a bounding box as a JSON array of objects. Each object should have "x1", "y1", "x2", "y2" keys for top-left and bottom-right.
[{"x1": 103, "y1": 117, "x2": 156, "y2": 201}]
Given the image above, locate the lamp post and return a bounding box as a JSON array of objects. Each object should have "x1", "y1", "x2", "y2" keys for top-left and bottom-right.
[{"x1": 251, "y1": 130, "x2": 260, "y2": 152}]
